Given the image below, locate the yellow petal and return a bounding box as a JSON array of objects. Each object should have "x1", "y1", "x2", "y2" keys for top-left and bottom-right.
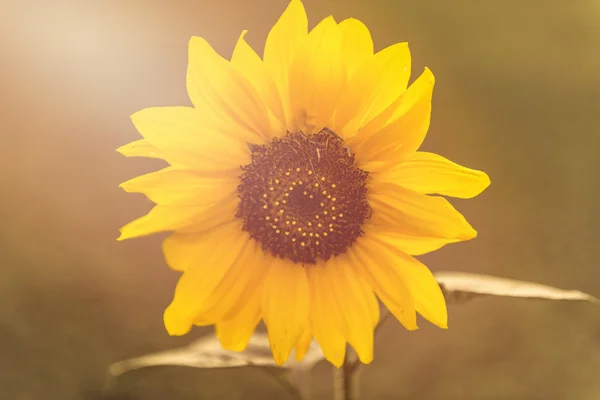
[
  {"x1": 130, "y1": 107, "x2": 250, "y2": 171},
  {"x1": 294, "y1": 323, "x2": 312, "y2": 362},
  {"x1": 163, "y1": 221, "x2": 250, "y2": 335},
  {"x1": 118, "y1": 195, "x2": 238, "y2": 241},
  {"x1": 288, "y1": 16, "x2": 344, "y2": 134},
  {"x1": 375, "y1": 151, "x2": 491, "y2": 199},
  {"x1": 161, "y1": 218, "x2": 243, "y2": 272},
  {"x1": 363, "y1": 222, "x2": 460, "y2": 256},
  {"x1": 186, "y1": 37, "x2": 273, "y2": 142},
  {"x1": 231, "y1": 30, "x2": 286, "y2": 136},
  {"x1": 119, "y1": 166, "x2": 238, "y2": 206},
  {"x1": 368, "y1": 182, "x2": 476, "y2": 241},
  {"x1": 371, "y1": 236, "x2": 448, "y2": 329},
  {"x1": 327, "y1": 255, "x2": 379, "y2": 364},
  {"x1": 349, "y1": 237, "x2": 418, "y2": 330},
  {"x1": 194, "y1": 239, "x2": 269, "y2": 325},
  {"x1": 215, "y1": 287, "x2": 263, "y2": 352},
  {"x1": 307, "y1": 264, "x2": 347, "y2": 367},
  {"x1": 333, "y1": 43, "x2": 411, "y2": 139},
  {"x1": 117, "y1": 139, "x2": 191, "y2": 168},
  {"x1": 262, "y1": 261, "x2": 310, "y2": 365},
  {"x1": 351, "y1": 68, "x2": 434, "y2": 170},
  {"x1": 116, "y1": 139, "x2": 165, "y2": 159},
  {"x1": 338, "y1": 18, "x2": 373, "y2": 79},
  {"x1": 263, "y1": 0, "x2": 308, "y2": 128}
]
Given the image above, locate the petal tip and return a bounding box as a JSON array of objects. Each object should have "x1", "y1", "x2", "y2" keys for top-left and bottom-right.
[
  {"x1": 421, "y1": 67, "x2": 435, "y2": 84},
  {"x1": 188, "y1": 35, "x2": 206, "y2": 47},
  {"x1": 461, "y1": 226, "x2": 478, "y2": 241},
  {"x1": 430, "y1": 312, "x2": 449, "y2": 330},
  {"x1": 271, "y1": 349, "x2": 290, "y2": 366},
  {"x1": 288, "y1": 0, "x2": 305, "y2": 10},
  {"x1": 116, "y1": 141, "x2": 139, "y2": 157},
  {"x1": 218, "y1": 336, "x2": 248, "y2": 353},
  {"x1": 480, "y1": 172, "x2": 492, "y2": 192},
  {"x1": 328, "y1": 356, "x2": 345, "y2": 368},
  {"x1": 403, "y1": 322, "x2": 419, "y2": 331},
  {"x1": 324, "y1": 15, "x2": 337, "y2": 24},
  {"x1": 116, "y1": 229, "x2": 129, "y2": 241},
  {"x1": 236, "y1": 30, "x2": 249, "y2": 44},
  {"x1": 164, "y1": 305, "x2": 192, "y2": 336},
  {"x1": 129, "y1": 109, "x2": 145, "y2": 124},
  {"x1": 294, "y1": 351, "x2": 306, "y2": 362},
  {"x1": 356, "y1": 348, "x2": 374, "y2": 365},
  {"x1": 359, "y1": 356, "x2": 373, "y2": 365}
]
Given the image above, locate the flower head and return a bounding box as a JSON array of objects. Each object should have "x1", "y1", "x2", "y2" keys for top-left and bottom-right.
[{"x1": 118, "y1": 0, "x2": 490, "y2": 367}]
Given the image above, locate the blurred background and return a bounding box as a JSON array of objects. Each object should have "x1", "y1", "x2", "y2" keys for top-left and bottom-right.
[{"x1": 1, "y1": 0, "x2": 600, "y2": 399}]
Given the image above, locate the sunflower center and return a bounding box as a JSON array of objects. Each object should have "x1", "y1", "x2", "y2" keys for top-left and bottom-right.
[{"x1": 236, "y1": 130, "x2": 371, "y2": 265}]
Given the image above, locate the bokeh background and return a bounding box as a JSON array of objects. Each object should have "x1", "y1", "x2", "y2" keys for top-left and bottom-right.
[{"x1": 2, "y1": 0, "x2": 600, "y2": 399}]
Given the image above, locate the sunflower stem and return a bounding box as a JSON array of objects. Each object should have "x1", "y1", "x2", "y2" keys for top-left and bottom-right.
[
  {"x1": 334, "y1": 306, "x2": 392, "y2": 399},
  {"x1": 334, "y1": 347, "x2": 361, "y2": 400},
  {"x1": 374, "y1": 307, "x2": 391, "y2": 335}
]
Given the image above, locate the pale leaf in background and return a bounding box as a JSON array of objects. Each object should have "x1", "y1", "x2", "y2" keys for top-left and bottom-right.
[
  {"x1": 108, "y1": 332, "x2": 324, "y2": 378},
  {"x1": 106, "y1": 332, "x2": 323, "y2": 399},
  {"x1": 435, "y1": 271, "x2": 600, "y2": 304},
  {"x1": 108, "y1": 273, "x2": 598, "y2": 378},
  {"x1": 105, "y1": 272, "x2": 598, "y2": 399}
]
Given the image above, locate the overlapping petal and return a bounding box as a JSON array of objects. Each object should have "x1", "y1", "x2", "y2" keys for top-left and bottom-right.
[
  {"x1": 130, "y1": 107, "x2": 251, "y2": 171},
  {"x1": 262, "y1": 261, "x2": 310, "y2": 365},
  {"x1": 118, "y1": 195, "x2": 238, "y2": 241},
  {"x1": 215, "y1": 288, "x2": 263, "y2": 352},
  {"x1": 288, "y1": 16, "x2": 345, "y2": 134},
  {"x1": 378, "y1": 239, "x2": 448, "y2": 328},
  {"x1": 374, "y1": 152, "x2": 491, "y2": 199},
  {"x1": 333, "y1": 42, "x2": 411, "y2": 139},
  {"x1": 119, "y1": 166, "x2": 238, "y2": 206},
  {"x1": 362, "y1": 222, "x2": 460, "y2": 256},
  {"x1": 350, "y1": 68, "x2": 435, "y2": 170},
  {"x1": 263, "y1": 0, "x2": 308, "y2": 127},
  {"x1": 349, "y1": 237, "x2": 417, "y2": 330},
  {"x1": 231, "y1": 31, "x2": 286, "y2": 136},
  {"x1": 293, "y1": 323, "x2": 313, "y2": 361},
  {"x1": 193, "y1": 239, "x2": 269, "y2": 325},
  {"x1": 368, "y1": 182, "x2": 477, "y2": 241},
  {"x1": 306, "y1": 264, "x2": 347, "y2": 367},
  {"x1": 338, "y1": 18, "x2": 373, "y2": 79},
  {"x1": 163, "y1": 221, "x2": 250, "y2": 335},
  {"x1": 352, "y1": 235, "x2": 448, "y2": 329},
  {"x1": 324, "y1": 255, "x2": 379, "y2": 364},
  {"x1": 186, "y1": 37, "x2": 274, "y2": 142}
]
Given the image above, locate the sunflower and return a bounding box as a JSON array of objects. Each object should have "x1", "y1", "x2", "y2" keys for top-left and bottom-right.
[{"x1": 117, "y1": 0, "x2": 490, "y2": 367}]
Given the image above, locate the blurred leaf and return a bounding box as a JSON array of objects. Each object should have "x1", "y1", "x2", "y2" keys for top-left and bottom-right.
[
  {"x1": 108, "y1": 332, "x2": 324, "y2": 378},
  {"x1": 435, "y1": 271, "x2": 600, "y2": 304},
  {"x1": 106, "y1": 333, "x2": 324, "y2": 399}
]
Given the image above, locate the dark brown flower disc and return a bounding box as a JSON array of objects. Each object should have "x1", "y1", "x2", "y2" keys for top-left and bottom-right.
[{"x1": 236, "y1": 130, "x2": 371, "y2": 264}]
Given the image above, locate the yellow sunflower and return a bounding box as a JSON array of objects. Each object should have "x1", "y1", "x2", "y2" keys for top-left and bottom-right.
[{"x1": 117, "y1": 0, "x2": 490, "y2": 367}]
